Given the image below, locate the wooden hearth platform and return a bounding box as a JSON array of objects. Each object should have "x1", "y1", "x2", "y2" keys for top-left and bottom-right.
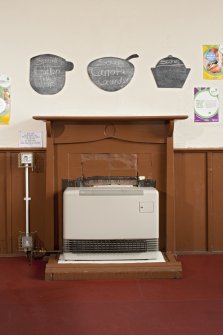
[{"x1": 45, "y1": 252, "x2": 182, "y2": 280}]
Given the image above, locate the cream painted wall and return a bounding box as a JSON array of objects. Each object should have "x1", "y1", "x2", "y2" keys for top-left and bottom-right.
[{"x1": 0, "y1": 0, "x2": 223, "y2": 148}]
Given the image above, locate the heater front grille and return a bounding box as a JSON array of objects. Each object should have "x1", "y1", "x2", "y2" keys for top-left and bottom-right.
[{"x1": 63, "y1": 238, "x2": 159, "y2": 253}]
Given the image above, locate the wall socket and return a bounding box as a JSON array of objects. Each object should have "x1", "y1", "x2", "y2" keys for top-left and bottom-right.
[
  {"x1": 18, "y1": 152, "x2": 34, "y2": 168},
  {"x1": 21, "y1": 235, "x2": 33, "y2": 249}
]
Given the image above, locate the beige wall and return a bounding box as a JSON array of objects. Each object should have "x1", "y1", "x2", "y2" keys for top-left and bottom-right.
[{"x1": 1, "y1": 0, "x2": 223, "y2": 148}]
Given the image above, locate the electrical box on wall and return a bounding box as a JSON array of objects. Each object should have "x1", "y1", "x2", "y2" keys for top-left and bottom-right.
[{"x1": 18, "y1": 152, "x2": 34, "y2": 168}]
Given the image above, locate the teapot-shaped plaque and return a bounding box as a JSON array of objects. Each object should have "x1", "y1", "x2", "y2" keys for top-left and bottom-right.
[{"x1": 151, "y1": 55, "x2": 190, "y2": 88}]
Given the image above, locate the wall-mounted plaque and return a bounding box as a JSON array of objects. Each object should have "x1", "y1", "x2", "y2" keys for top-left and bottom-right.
[
  {"x1": 87, "y1": 54, "x2": 139, "y2": 92},
  {"x1": 30, "y1": 54, "x2": 74, "y2": 95},
  {"x1": 151, "y1": 55, "x2": 190, "y2": 88}
]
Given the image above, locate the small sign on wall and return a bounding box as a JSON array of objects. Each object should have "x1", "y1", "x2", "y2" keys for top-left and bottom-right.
[
  {"x1": 19, "y1": 131, "x2": 43, "y2": 147},
  {"x1": 194, "y1": 87, "x2": 219, "y2": 122}
]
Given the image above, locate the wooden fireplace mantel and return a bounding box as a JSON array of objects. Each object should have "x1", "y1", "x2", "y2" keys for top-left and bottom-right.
[
  {"x1": 33, "y1": 115, "x2": 187, "y2": 121},
  {"x1": 33, "y1": 115, "x2": 187, "y2": 280},
  {"x1": 33, "y1": 115, "x2": 187, "y2": 138}
]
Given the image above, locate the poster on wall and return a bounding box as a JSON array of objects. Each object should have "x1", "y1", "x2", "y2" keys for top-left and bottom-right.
[
  {"x1": 194, "y1": 87, "x2": 219, "y2": 122},
  {"x1": 0, "y1": 75, "x2": 11, "y2": 125},
  {"x1": 203, "y1": 45, "x2": 223, "y2": 80}
]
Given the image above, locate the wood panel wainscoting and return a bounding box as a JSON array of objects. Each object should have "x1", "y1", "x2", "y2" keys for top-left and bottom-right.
[
  {"x1": 32, "y1": 115, "x2": 187, "y2": 280},
  {"x1": 0, "y1": 149, "x2": 46, "y2": 255},
  {"x1": 175, "y1": 149, "x2": 223, "y2": 254},
  {"x1": 1, "y1": 147, "x2": 223, "y2": 260}
]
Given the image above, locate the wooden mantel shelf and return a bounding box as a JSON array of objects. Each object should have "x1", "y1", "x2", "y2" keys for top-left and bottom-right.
[
  {"x1": 33, "y1": 115, "x2": 188, "y2": 122},
  {"x1": 33, "y1": 116, "x2": 188, "y2": 138}
]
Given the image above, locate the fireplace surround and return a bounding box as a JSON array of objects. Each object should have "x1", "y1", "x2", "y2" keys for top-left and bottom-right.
[{"x1": 33, "y1": 115, "x2": 187, "y2": 279}]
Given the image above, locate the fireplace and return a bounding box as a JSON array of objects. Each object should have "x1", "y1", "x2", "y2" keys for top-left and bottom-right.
[{"x1": 33, "y1": 115, "x2": 187, "y2": 279}]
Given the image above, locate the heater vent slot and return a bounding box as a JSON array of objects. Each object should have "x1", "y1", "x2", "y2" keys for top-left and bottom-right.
[
  {"x1": 79, "y1": 189, "x2": 144, "y2": 196},
  {"x1": 63, "y1": 238, "x2": 159, "y2": 253}
]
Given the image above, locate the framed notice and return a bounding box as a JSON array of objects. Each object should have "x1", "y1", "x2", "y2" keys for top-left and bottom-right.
[
  {"x1": 19, "y1": 131, "x2": 43, "y2": 147},
  {"x1": 194, "y1": 87, "x2": 219, "y2": 122},
  {"x1": 0, "y1": 75, "x2": 11, "y2": 125}
]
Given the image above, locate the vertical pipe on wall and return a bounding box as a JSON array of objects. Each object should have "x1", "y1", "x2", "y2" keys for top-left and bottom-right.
[{"x1": 25, "y1": 163, "x2": 30, "y2": 236}]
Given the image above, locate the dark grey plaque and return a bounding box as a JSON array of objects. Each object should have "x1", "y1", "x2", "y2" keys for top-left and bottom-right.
[
  {"x1": 151, "y1": 55, "x2": 190, "y2": 88},
  {"x1": 87, "y1": 54, "x2": 139, "y2": 92},
  {"x1": 30, "y1": 54, "x2": 74, "y2": 95}
]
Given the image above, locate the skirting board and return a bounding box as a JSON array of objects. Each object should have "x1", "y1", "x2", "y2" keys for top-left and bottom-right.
[{"x1": 45, "y1": 252, "x2": 182, "y2": 280}]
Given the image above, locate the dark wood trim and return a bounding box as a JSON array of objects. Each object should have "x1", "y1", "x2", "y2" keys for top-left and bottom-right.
[
  {"x1": 6, "y1": 152, "x2": 12, "y2": 253},
  {"x1": 45, "y1": 136, "x2": 55, "y2": 249},
  {"x1": 175, "y1": 148, "x2": 223, "y2": 152},
  {"x1": 45, "y1": 252, "x2": 182, "y2": 280},
  {"x1": 0, "y1": 254, "x2": 25, "y2": 257},
  {"x1": 175, "y1": 152, "x2": 208, "y2": 252},
  {"x1": 167, "y1": 120, "x2": 174, "y2": 137},
  {"x1": 176, "y1": 251, "x2": 223, "y2": 255},
  {"x1": 33, "y1": 115, "x2": 188, "y2": 122},
  {"x1": 4, "y1": 148, "x2": 223, "y2": 154},
  {"x1": 45, "y1": 120, "x2": 54, "y2": 247},
  {"x1": 53, "y1": 137, "x2": 166, "y2": 145},
  {"x1": 166, "y1": 135, "x2": 175, "y2": 252},
  {"x1": 46, "y1": 121, "x2": 52, "y2": 138},
  {"x1": 0, "y1": 148, "x2": 46, "y2": 152},
  {"x1": 207, "y1": 153, "x2": 213, "y2": 251}
]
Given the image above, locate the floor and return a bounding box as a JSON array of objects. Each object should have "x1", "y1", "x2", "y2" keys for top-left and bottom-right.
[{"x1": 0, "y1": 254, "x2": 223, "y2": 335}]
